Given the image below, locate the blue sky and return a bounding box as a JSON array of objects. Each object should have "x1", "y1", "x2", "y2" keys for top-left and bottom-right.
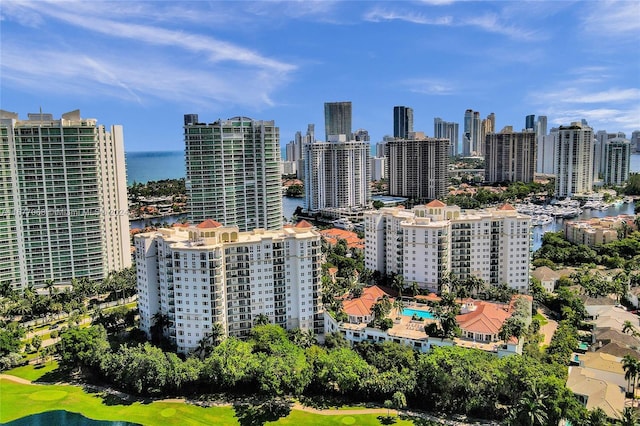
[{"x1": 2, "y1": 1, "x2": 639, "y2": 153}]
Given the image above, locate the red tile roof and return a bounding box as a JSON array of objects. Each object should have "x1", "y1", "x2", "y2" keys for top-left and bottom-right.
[
  {"x1": 425, "y1": 199, "x2": 446, "y2": 207},
  {"x1": 456, "y1": 301, "x2": 511, "y2": 335},
  {"x1": 342, "y1": 285, "x2": 391, "y2": 317},
  {"x1": 415, "y1": 293, "x2": 441, "y2": 302},
  {"x1": 319, "y1": 228, "x2": 364, "y2": 250},
  {"x1": 196, "y1": 219, "x2": 223, "y2": 229},
  {"x1": 294, "y1": 220, "x2": 314, "y2": 228},
  {"x1": 497, "y1": 204, "x2": 516, "y2": 211}
]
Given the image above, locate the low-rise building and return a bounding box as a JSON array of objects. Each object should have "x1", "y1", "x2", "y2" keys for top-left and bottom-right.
[
  {"x1": 325, "y1": 290, "x2": 529, "y2": 357},
  {"x1": 564, "y1": 215, "x2": 636, "y2": 247},
  {"x1": 135, "y1": 220, "x2": 323, "y2": 353},
  {"x1": 531, "y1": 266, "x2": 560, "y2": 293}
]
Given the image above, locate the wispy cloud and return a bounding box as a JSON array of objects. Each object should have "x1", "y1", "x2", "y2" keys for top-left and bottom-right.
[
  {"x1": 363, "y1": 5, "x2": 542, "y2": 41},
  {"x1": 1, "y1": 1, "x2": 297, "y2": 108},
  {"x1": 533, "y1": 88, "x2": 640, "y2": 105},
  {"x1": 581, "y1": 0, "x2": 640, "y2": 35},
  {"x1": 364, "y1": 8, "x2": 452, "y2": 25},
  {"x1": 530, "y1": 64, "x2": 640, "y2": 133},
  {"x1": 1, "y1": 45, "x2": 286, "y2": 109},
  {"x1": 402, "y1": 78, "x2": 457, "y2": 95}
]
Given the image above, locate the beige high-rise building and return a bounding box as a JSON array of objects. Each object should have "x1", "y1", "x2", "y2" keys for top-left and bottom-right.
[
  {"x1": 555, "y1": 122, "x2": 594, "y2": 198},
  {"x1": 135, "y1": 220, "x2": 323, "y2": 353},
  {"x1": 0, "y1": 110, "x2": 130, "y2": 291},
  {"x1": 364, "y1": 202, "x2": 531, "y2": 293},
  {"x1": 484, "y1": 127, "x2": 536, "y2": 183}
]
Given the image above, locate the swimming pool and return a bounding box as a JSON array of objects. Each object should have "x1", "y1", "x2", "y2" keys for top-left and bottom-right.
[{"x1": 402, "y1": 307, "x2": 436, "y2": 320}]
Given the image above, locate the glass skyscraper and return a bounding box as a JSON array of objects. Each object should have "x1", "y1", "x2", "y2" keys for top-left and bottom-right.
[{"x1": 185, "y1": 115, "x2": 283, "y2": 231}]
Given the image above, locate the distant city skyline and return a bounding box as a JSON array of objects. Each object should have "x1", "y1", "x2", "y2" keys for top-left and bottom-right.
[{"x1": 2, "y1": 1, "x2": 638, "y2": 152}]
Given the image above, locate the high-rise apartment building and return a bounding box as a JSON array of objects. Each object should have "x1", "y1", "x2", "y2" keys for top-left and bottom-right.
[
  {"x1": 434, "y1": 118, "x2": 459, "y2": 157},
  {"x1": 536, "y1": 116, "x2": 547, "y2": 137},
  {"x1": 536, "y1": 131, "x2": 557, "y2": 175},
  {"x1": 304, "y1": 135, "x2": 370, "y2": 215},
  {"x1": 353, "y1": 128, "x2": 370, "y2": 142},
  {"x1": 603, "y1": 137, "x2": 631, "y2": 186},
  {"x1": 595, "y1": 130, "x2": 626, "y2": 179},
  {"x1": 185, "y1": 115, "x2": 282, "y2": 232},
  {"x1": 485, "y1": 127, "x2": 536, "y2": 184},
  {"x1": 631, "y1": 131, "x2": 640, "y2": 153},
  {"x1": 386, "y1": 134, "x2": 449, "y2": 202},
  {"x1": 364, "y1": 202, "x2": 531, "y2": 293},
  {"x1": 324, "y1": 102, "x2": 352, "y2": 141},
  {"x1": 393, "y1": 106, "x2": 414, "y2": 139},
  {"x1": 0, "y1": 110, "x2": 130, "y2": 291},
  {"x1": 286, "y1": 124, "x2": 314, "y2": 179},
  {"x1": 525, "y1": 114, "x2": 535, "y2": 131},
  {"x1": 135, "y1": 220, "x2": 323, "y2": 353},
  {"x1": 480, "y1": 113, "x2": 496, "y2": 155},
  {"x1": 286, "y1": 124, "x2": 314, "y2": 163},
  {"x1": 463, "y1": 109, "x2": 482, "y2": 156},
  {"x1": 555, "y1": 122, "x2": 594, "y2": 198},
  {"x1": 370, "y1": 157, "x2": 386, "y2": 181}
]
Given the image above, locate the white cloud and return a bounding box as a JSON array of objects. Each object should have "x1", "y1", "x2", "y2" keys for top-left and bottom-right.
[
  {"x1": 581, "y1": 0, "x2": 640, "y2": 35},
  {"x1": 2, "y1": 2, "x2": 295, "y2": 74},
  {"x1": 1, "y1": 44, "x2": 288, "y2": 109},
  {"x1": 364, "y1": 8, "x2": 453, "y2": 25},
  {"x1": 402, "y1": 78, "x2": 457, "y2": 95},
  {"x1": 363, "y1": 6, "x2": 542, "y2": 41}
]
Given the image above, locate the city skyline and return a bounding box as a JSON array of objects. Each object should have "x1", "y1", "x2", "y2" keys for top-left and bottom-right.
[{"x1": 2, "y1": 1, "x2": 639, "y2": 152}]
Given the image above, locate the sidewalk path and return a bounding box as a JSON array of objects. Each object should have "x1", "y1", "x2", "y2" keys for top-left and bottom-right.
[{"x1": 538, "y1": 309, "x2": 558, "y2": 346}]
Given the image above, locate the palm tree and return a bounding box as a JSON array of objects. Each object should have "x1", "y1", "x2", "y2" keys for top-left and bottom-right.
[
  {"x1": 254, "y1": 313, "x2": 270, "y2": 326},
  {"x1": 623, "y1": 320, "x2": 638, "y2": 335},
  {"x1": 44, "y1": 279, "x2": 55, "y2": 297},
  {"x1": 508, "y1": 384, "x2": 549, "y2": 426},
  {"x1": 622, "y1": 355, "x2": 639, "y2": 403},
  {"x1": 587, "y1": 407, "x2": 609, "y2": 426},
  {"x1": 391, "y1": 274, "x2": 405, "y2": 297},
  {"x1": 409, "y1": 281, "x2": 420, "y2": 297},
  {"x1": 618, "y1": 407, "x2": 639, "y2": 426},
  {"x1": 634, "y1": 214, "x2": 640, "y2": 232}
]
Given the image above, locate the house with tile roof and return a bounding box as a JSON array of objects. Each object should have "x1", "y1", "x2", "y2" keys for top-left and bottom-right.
[
  {"x1": 531, "y1": 266, "x2": 560, "y2": 293},
  {"x1": 456, "y1": 300, "x2": 511, "y2": 342},
  {"x1": 566, "y1": 366, "x2": 626, "y2": 420},
  {"x1": 324, "y1": 293, "x2": 528, "y2": 357},
  {"x1": 342, "y1": 285, "x2": 391, "y2": 324}
]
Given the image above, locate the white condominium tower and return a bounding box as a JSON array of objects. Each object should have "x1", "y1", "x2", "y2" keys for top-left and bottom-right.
[
  {"x1": 386, "y1": 134, "x2": 449, "y2": 202},
  {"x1": 555, "y1": 122, "x2": 594, "y2": 198},
  {"x1": 304, "y1": 135, "x2": 370, "y2": 215},
  {"x1": 184, "y1": 115, "x2": 282, "y2": 231},
  {"x1": 603, "y1": 137, "x2": 631, "y2": 186},
  {"x1": 364, "y1": 201, "x2": 531, "y2": 293},
  {"x1": 0, "y1": 110, "x2": 130, "y2": 291},
  {"x1": 434, "y1": 117, "x2": 459, "y2": 157},
  {"x1": 135, "y1": 220, "x2": 322, "y2": 353},
  {"x1": 484, "y1": 127, "x2": 536, "y2": 184}
]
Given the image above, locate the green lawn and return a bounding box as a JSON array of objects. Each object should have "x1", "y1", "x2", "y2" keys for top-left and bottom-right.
[
  {"x1": 5, "y1": 361, "x2": 59, "y2": 381},
  {"x1": 0, "y1": 371, "x2": 415, "y2": 426},
  {"x1": 533, "y1": 312, "x2": 549, "y2": 326}
]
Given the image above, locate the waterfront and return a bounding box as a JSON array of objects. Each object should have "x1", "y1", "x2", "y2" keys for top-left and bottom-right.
[
  {"x1": 125, "y1": 152, "x2": 640, "y2": 186},
  {"x1": 530, "y1": 201, "x2": 636, "y2": 251}
]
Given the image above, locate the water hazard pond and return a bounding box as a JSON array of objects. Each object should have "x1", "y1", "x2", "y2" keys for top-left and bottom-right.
[{"x1": 6, "y1": 410, "x2": 140, "y2": 426}]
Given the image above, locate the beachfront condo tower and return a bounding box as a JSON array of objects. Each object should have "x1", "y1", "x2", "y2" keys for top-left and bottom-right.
[
  {"x1": 0, "y1": 109, "x2": 130, "y2": 291},
  {"x1": 184, "y1": 115, "x2": 282, "y2": 232}
]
